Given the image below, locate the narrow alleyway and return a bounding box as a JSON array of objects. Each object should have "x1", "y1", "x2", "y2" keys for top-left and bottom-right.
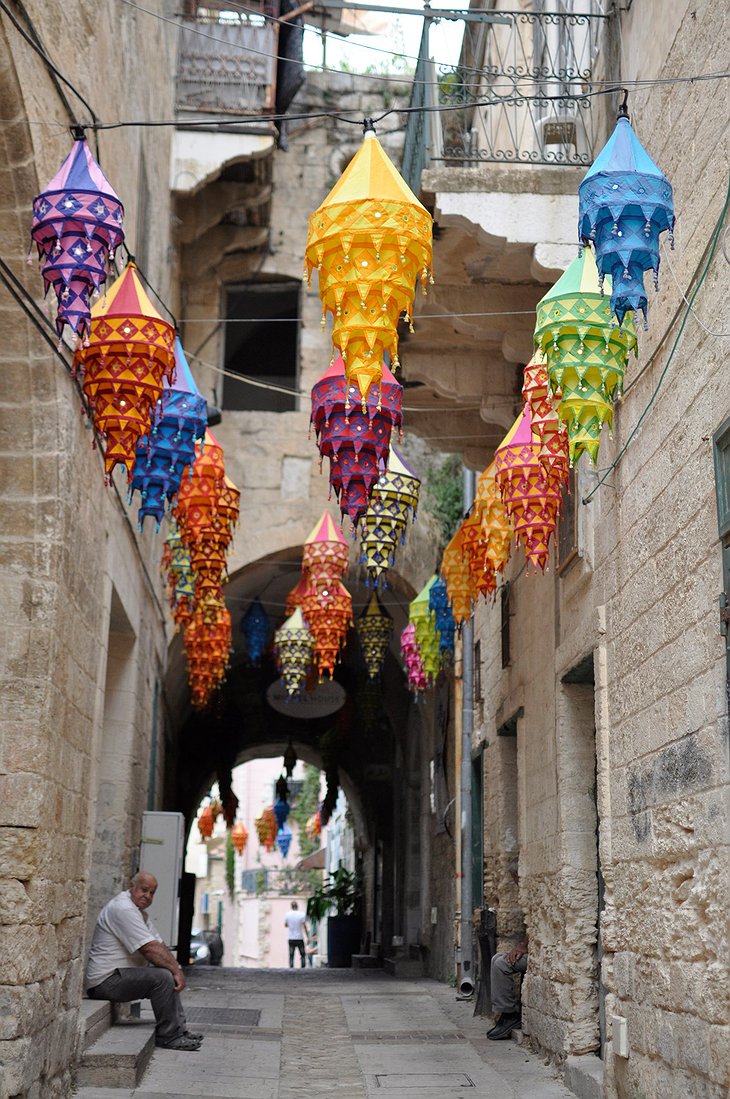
[{"x1": 74, "y1": 968, "x2": 578, "y2": 1099}]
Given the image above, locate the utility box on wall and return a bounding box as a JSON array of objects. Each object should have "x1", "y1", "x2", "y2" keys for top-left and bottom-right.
[{"x1": 139, "y1": 811, "x2": 185, "y2": 947}]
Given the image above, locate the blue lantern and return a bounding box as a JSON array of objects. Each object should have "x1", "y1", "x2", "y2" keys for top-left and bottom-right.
[
  {"x1": 241, "y1": 599, "x2": 270, "y2": 665},
  {"x1": 273, "y1": 797, "x2": 290, "y2": 829},
  {"x1": 130, "y1": 337, "x2": 207, "y2": 528},
  {"x1": 429, "y1": 575, "x2": 455, "y2": 662},
  {"x1": 276, "y1": 824, "x2": 292, "y2": 859},
  {"x1": 578, "y1": 103, "x2": 675, "y2": 329}
]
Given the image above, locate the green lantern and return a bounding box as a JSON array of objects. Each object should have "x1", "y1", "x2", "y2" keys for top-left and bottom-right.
[
  {"x1": 409, "y1": 575, "x2": 440, "y2": 684},
  {"x1": 534, "y1": 248, "x2": 638, "y2": 465}
]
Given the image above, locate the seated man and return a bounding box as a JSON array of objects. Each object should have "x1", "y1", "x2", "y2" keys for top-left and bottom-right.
[
  {"x1": 487, "y1": 936, "x2": 528, "y2": 1040},
  {"x1": 86, "y1": 871, "x2": 203, "y2": 1052}
]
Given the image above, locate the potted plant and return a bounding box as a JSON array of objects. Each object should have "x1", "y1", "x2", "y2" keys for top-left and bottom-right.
[{"x1": 306, "y1": 865, "x2": 362, "y2": 968}]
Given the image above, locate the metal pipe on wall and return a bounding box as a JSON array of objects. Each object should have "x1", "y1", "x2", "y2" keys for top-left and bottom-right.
[{"x1": 458, "y1": 467, "x2": 476, "y2": 997}]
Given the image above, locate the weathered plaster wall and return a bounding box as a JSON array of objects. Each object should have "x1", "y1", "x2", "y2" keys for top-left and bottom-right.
[{"x1": 0, "y1": 3, "x2": 176, "y2": 1095}]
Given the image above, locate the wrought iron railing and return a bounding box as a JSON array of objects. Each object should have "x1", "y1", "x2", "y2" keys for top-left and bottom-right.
[
  {"x1": 402, "y1": 4, "x2": 611, "y2": 193},
  {"x1": 176, "y1": 2, "x2": 279, "y2": 116}
]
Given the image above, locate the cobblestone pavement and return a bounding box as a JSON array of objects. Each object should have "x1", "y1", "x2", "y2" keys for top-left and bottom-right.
[{"x1": 74, "y1": 967, "x2": 579, "y2": 1099}]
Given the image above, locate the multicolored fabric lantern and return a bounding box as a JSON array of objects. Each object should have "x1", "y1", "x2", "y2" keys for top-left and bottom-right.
[
  {"x1": 302, "y1": 512, "x2": 349, "y2": 592},
  {"x1": 130, "y1": 337, "x2": 207, "y2": 528},
  {"x1": 360, "y1": 446, "x2": 420, "y2": 583},
  {"x1": 429, "y1": 576, "x2": 455, "y2": 661},
  {"x1": 534, "y1": 248, "x2": 637, "y2": 465},
  {"x1": 409, "y1": 576, "x2": 440, "y2": 683},
  {"x1": 301, "y1": 580, "x2": 352, "y2": 680},
  {"x1": 73, "y1": 263, "x2": 175, "y2": 481},
  {"x1": 521, "y1": 352, "x2": 569, "y2": 485},
  {"x1": 162, "y1": 521, "x2": 196, "y2": 629},
  {"x1": 173, "y1": 430, "x2": 226, "y2": 543},
  {"x1": 184, "y1": 598, "x2": 232, "y2": 709},
  {"x1": 400, "y1": 622, "x2": 427, "y2": 696},
  {"x1": 477, "y1": 462, "x2": 513, "y2": 587},
  {"x1": 285, "y1": 575, "x2": 310, "y2": 616},
  {"x1": 274, "y1": 608, "x2": 314, "y2": 697},
  {"x1": 241, "y1": 599, "x2": 269, "y2": 665},
  {"x1": 305, "y1": 809, "x2": 322, "y2": 841},
  {"x1": 273, "y1": 797, "x2": 290, "y2": 828},
  {"x1": 276, "y1": 824, "x2": 293, "y2": 859},
  {"x1": 255, "y1": 806, "x2": 278, "y2": 852},
  {"x1": 305, "y1": 128, "x2": 433, "y2": 403},
  {"x1": 441, "y1": 526, "x2": 473, "y2": 626},
  {"x1": 283, "y1": 742, "x2": 297, "y2": 777},
  {"x1": 231, "y1": 821, "x2": 249, "y2": 856},
  {"x1": 357, "y1": 591, "x2": 393, "y2": 678},
  {"x1": 311, "y1": 356, "x2": 403, "y2": 525},
  {"x1": 197, "y1": 804, "x2": 214, "y2": 840},
  {"x1": 579, "y1": 109, "x2": 675, "y2": 328},
  {"x1": 30, "y1": 137, "x2": 124, "y2": 341},
  {"x1": 495, "y1": 408, "x2": 562, "y2": 574}
]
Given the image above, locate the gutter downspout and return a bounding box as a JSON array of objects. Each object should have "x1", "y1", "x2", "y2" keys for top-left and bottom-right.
[
  {"x1": 458, "y1": 467, "x2": 476, "y2": 997},
  {"x1": 453, "y1": 630, "x2": 463, "y2": 985}
]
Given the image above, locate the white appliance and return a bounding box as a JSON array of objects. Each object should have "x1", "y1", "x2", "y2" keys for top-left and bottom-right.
[{"x1": 139, "y1": 811, "x2": 185, "y2": 947}]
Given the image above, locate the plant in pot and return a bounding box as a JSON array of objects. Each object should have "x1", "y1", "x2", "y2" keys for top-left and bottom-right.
[{"x1": 306, "y1": 865, "x2": 362, "y2": 968}]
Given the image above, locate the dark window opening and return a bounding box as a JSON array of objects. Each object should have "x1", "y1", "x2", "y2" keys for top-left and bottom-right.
[
  {"x1": 222, "y1": 280, "x2": 299, "y2": 412},
  {"x1": 473, "y1": 639, "x2": 482, "y2": 701},
  {"x1": 500, "y1": 582, "x2": 511, "y2": 669},
  {"x1": 557, "y1": 465, "x2": 578, "y2": 574}
]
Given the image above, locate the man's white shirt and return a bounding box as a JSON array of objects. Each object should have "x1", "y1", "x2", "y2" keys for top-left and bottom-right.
[
  {"x1": 86, "y1": 890, "x2": 163, "y2": 988},
  {"x1": 284, "y1": 910, "x2": 307, "y2": 940}
]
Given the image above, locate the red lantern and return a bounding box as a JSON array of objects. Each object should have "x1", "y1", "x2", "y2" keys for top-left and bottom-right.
[
  {"x1": 522, "y1": 353, "x2": 570, "y2": 486},
  {"x1": 301, "y1": 580, "x2": 353, "y2": 679},
  {"x1": 302, "y1": 512, "x2": 348, "y2": 593},
  {"x1": 197, "y1": 804, "x2": 214, "y2": 840},
  {"x1": 255, "y1": 806, "x2": 278, "y2": 851},
  {"x1": 231, "y1": 821, "x2": 248, "y2": 855}
]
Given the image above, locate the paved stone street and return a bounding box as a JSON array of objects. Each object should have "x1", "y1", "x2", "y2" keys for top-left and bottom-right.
[{"x1": 74, "y1": 967, "x2": 578, "y2": 1099}]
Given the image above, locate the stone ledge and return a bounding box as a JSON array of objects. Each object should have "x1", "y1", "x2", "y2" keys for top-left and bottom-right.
[
  {"x1": 76, "y1": 1020, "x2": 155, "y2": 1089},
  {"x1": 564, "y1": 1053, "x2": 604, "y2": 1099}
]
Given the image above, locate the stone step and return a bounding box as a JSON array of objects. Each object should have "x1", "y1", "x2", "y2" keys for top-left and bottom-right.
[
  {"x1": 383, "y1": 956, "x2": 423, "y2": 977},
  {"x1": 78, "y1": 999, "x2": 112, "y2": 1052},
  {"x1": 76, "y1": 1020, "x2": 155, "y2": 1089},
  {"x1": 351, "y1": 953, "x2": 383, "y2": 969}
]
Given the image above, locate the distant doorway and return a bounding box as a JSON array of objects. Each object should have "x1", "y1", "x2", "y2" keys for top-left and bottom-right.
[{"x1": 222, "y1": 279, "x2": 300, "y2": 412}]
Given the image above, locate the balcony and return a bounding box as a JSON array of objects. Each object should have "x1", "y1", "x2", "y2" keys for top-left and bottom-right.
[{"x1": 398, "y1": 4, "x2": 613, "y2": 468}]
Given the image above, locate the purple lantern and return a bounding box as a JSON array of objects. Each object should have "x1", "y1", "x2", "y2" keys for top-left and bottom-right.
[
  {"x1": 276, "y1": 823, "x2": 292, "y2": 858},
  {"x1": 130, "y1": 337, "x2": 207, "y2": 528},
  {"x1": 311, "y1": 356, "x2": 402, "y2": 526},
  {"x1": 30, "y1": 137, "x2": 125, "y2": 341},
  {"x1": 273, "y1": 797, "x2": 290, "y2": 829},
  {"x1": 241, "y1": 599, "x2": 270, "y2": 665},
  {"x1": 429, "y1": 576, "x2": 455, "y2": 662}
]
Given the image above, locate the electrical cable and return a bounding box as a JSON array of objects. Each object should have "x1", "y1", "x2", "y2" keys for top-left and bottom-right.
[
  {"x1": 179, "y1": 309, "x2": 537, "y2": 323},
  {"x1": 581, "y1": 173, "x2": 730, "y2": 506}
]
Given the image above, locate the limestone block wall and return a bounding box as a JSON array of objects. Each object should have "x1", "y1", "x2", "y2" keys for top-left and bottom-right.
[
  {"x1": 472, "y1": 1, "x2": 729, "y2": 1095},
  {"x1": 0, "y1": 4, "x2": 176, "y2": 1096}
]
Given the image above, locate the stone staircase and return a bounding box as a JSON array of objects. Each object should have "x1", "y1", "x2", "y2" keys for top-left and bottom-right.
[
  {"x1": 76, "y1": 999, "x2": 155, "y2": 1089},
  {"x1": 383, "y1": 942, "x2": 424, "y2": 978}
]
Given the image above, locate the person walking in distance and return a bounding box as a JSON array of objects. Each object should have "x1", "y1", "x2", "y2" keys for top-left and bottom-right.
[
  {"x1": 86, "y1": 871, "x2": 203, "y2": 1051},
  {"x1": 284, "y1": 900, "x2": 309, "y2": 968}
]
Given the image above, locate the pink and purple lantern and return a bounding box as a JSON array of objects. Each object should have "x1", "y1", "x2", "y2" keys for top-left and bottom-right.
[
  {"x1": 130, "y1": 337, "x2": 207, "y2": 528},
  {"x1": 31, "y1": 137, "x2": 125, "y2": 342},
  {"x1": 311, "y1": 356, "x2": 402, "y2": 526},
  {"x1": 400, "y1": 622, "x2": 427, "y2": 696}
]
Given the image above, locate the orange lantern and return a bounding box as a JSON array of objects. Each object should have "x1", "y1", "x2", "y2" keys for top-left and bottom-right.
[
  {"x1": 305, "y1": 809, "x2": 322, "y2": 841},
  {"x1": 301, "y1": 580, "x2": 353, "y2": 679},
  {"x1": 285, "y1": 575, "x2": 310, "y2": 616},
  {"x1": 302, "y1": 511, "x2": 349, "y2": 592},
  {"x1": 255, "y1": 806, "x2": 278, "y2": 851},
  {"x1": 441, "y1": 525, "x2": 473, "y2": 625},
  {"x1": 231, "y1": 821, "x2": 248, "y2": 855},
  {"x1": 197, "y1": 804, "x2": 214, "y2": 840},
  {"x1": 522, "y1": 352, "x2": 570, "y2": 485},
  {"x1": 73, "y1": 263, "x2": 175, "y2": 481}
]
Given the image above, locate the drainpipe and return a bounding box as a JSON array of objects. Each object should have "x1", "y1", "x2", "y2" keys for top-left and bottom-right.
[
  {"x1": 458, "y1": 468, "x2": 476, "y2": 997},
  {"x1": 453, "y1": 629, "x2": 463, "y2": 984}
]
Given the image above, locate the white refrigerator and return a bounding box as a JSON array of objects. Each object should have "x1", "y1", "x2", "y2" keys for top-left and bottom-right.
[{"x1": 139, "y1": 811, "x2": 185, "y2": 947}]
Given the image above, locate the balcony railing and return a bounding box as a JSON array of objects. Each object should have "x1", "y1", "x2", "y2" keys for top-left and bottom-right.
[
  {"x1": 176, "y1": 3, "x2": 280, "y2": 116},
  {"x1": 402, "y1": 5, "x2": 611, "y2": 193}
]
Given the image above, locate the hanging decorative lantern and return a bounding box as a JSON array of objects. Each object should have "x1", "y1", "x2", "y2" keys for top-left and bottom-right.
[
  {"x1": 254, "y1": 806, "x2": 278, "y2": 852},
  {"x1": 197, "y1": 803, "x2": 214, "y2": 840},
  {"x1": 521, "y1": 352, "x2": 570, "y2": 485},
  {"x1": 162, "y1": 521, "x2": 196, "y2": 629},
  {"x1": 409, "y1": 576, "x2": 441, "y2": 683},
  {"x1": 360, "y1": 446, "x2": 420, "y2": 583},
  {"x1": 400, "y1": 622, "x2": 427, "y2": 696},
  {"x1": 221, "y1": 788, "x2": 239, "y2": 828},
  {"x1": 356, "y1": 590, "x2": 393, "y2": 678},
  {"x1": 459, "y1": 504, "x2": 496, "y2": 603},
  {"x1": 283, "y1": 742, "x2": 297, "y2": 778},
  {"x1": 30, "y1": 136, "x2": 125, "y2": 341},
  {"x1": 302, "y1": 512, "x2": 349, "y2": 592},
  {"x1": 240, "y1": 599, "x2": 270, "y2": 665},
  {"x1": 441, "y1": 525, "x2": 473, "y2": 626},
  {"x1": 285, "y1": 575, "x2": 310, "y2": 616},
  {"x1": 301, "y1": 580, "x2": 353, "y2": 680},
  {"x1": 73, "y1": 263, "x2": 175, "y2": 481},
  {"x1": 429, "y1": 576, "x2": 455, "y2": 662},
  {"x1": 579, "y1": 103, "x2": 675, "y2": 329},
  {"x1": 275, "y1": 775, "x2": 289, "y2": 803},
  {"x1": 231, "y1": 821, "x2": 249, "y2": 856},
  {"x1": 130, "y1": 337, "x2": 207, "y2": 529},
  {"x1": 478, "y1": 462, "x2": 513, "y2": 587},
  {"x1": 311, "y1": 356, "x2": 403, "y2": 525},
  {"x1": 274, "y1": 607, "x2": 314, "y2": 697},
  {"x1": 209, "y1": 797, "x2": 222, "y2": 822},
  {"x1": 494, "y1": 408, "x2": 562, "y2": 574},
  {"x1": 273, "y1": 797, "x2": 290, "y2": 829},
  {"x1": 276, "y1": 824, "x2": 293, "y2": 859},
  {"x1": 305, "y1": 809, "x2": 322, "y2": 841},
  {"x1": 173, "y1": 430, "x2": 226, "y2": 544},
  {"x1": 184, "y1": 598, "x2": 231, "y2": 709},
  {"x1": 534, "y1": 248, "x2": 637, "y2": 465},
  {"x1": 305, "y1": 126, "x2": 433, "y2": 403}
]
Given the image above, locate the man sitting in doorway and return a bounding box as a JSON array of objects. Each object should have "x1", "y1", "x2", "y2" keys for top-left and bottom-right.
[
  {"x1": 487, "y1": 936, "x2": 528, "y2": 1040},
  {"x1": 86, "y1": 871, "x2": 203, "y2": 1052},
  {"x1": 284, "y1": 900, "x2": 309, "y2": 968}
]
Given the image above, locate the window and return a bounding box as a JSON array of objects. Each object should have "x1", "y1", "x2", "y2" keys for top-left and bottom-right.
[
  {"x1": 557, "y1": 465, "x2": 578, "y2": 573},
  {"x1": 500, "y1": 582, "x2": 511, "y2": 668},
  {"x1": 473, "y1": 639, "x2": 482, "y2": 701},
  {"x1": 222, "y1": 279, "x2": 300, "y2": 412},
  {"x1": 713, "y1": 414, "x2": 730, "y2": 540}
]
